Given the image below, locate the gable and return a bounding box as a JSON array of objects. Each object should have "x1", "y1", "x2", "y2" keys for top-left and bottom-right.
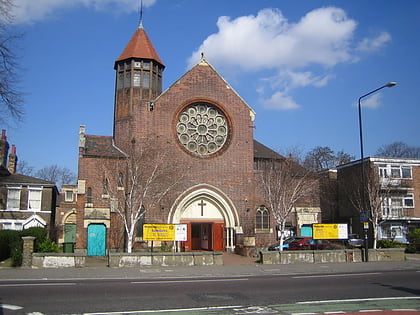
[{"x1": 156, "y1": 58, "x2": 255, "y2": 118}]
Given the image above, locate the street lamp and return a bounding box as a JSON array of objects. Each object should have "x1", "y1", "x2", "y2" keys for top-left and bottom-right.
[{"x1": 358, "y1": 82, "x2": 396, "y2": 262}]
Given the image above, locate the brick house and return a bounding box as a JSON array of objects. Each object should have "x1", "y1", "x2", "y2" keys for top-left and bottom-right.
[
  {"x1": 0, "y1": 130, "x2": 58, "y2": 235},
  {"x1": 334, "y1": 157, "x2": 420, "y2": 244},
  {"x1": 71, "y1": 23, "x2": 321, "y2": 255}
]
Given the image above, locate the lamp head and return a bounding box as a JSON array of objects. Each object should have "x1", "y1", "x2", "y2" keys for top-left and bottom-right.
[{"x1": 386, "y1": 82, "x2": 397, "y2": 87}]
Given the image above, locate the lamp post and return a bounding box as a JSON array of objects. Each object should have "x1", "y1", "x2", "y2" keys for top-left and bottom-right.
[{"x1": 358, "y1": 82, "x2": 396, "y2": 262}]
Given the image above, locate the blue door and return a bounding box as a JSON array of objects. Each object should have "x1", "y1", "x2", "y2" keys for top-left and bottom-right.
[{"x1": 87, "y1": 224, "x2": 106, "y2": 256}]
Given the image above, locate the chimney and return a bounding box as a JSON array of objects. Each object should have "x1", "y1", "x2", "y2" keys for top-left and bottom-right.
[
  {"x1": 8, "y1": 144, "x2": 17, "y2": 174},
  {"x1": 0, "y1": 129, "x2": 10, "y2": 168}
]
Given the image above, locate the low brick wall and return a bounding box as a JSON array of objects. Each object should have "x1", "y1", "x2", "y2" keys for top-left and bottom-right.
[
  {"x1": 30, "y1": 252, "x2": 223, "y2": 268},
  {"x1": 109, "y1": 251, "x2": 223, "y2": 268},
  {"x1": 32, "y1": 253, "x2": 86, "y2": 268},
  {"x1": 260, "y1": 248, "x2": 405, "y2": 264}
]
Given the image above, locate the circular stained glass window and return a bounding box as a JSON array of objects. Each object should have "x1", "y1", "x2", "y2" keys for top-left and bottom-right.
[{"x1": 176, "y1": 103, "x2": 229, "y2": 156}]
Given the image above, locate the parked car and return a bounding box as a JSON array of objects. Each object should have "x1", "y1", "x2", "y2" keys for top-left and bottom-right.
[
  {"x1": 286, "y1": 237, "x2": 332, "y2": 250},
  {"x1": 268, "y1": 237, "x2": 296, "y2": 251},
  {"x1": 346, "y1": 234, "x2": 364, "y2": 248}
]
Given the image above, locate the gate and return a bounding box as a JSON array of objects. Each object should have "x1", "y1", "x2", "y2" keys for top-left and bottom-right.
[{"x1": 87, "y1": 224, "x2": 106, "y2": 256}]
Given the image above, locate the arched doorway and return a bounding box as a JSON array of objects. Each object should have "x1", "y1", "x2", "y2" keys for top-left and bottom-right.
[
  {"x1": 87, "y1": 223, "x2": 106, "y2": 256},
  {"x1": 169, "y1": 186, "x2": 240, "y2": 252}
]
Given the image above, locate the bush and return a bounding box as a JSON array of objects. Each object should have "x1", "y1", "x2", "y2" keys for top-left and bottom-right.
[
  {"x1": 377, "y1": 239, "x2": 406, "y2": 249},
  {"x1": 407, "y1": 229, "x2": 420, "y2": 253},
  {"x1": 0, "y1": 230, "x2": 20, "y2": 261},
  {"x1": 0, "y1": 227, "x2": 58, "y2": 266},
  {"x1": 37, "y1": 238, "x2": 60, "y2": 253}
]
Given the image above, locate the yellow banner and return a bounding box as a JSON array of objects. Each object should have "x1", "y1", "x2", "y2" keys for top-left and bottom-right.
[
  {"x1": 313, "y1": 224, "x2": 348, "y2": 240},
  {"x1": 143, "y1": 224, "x2": 175, "y2": 241}
]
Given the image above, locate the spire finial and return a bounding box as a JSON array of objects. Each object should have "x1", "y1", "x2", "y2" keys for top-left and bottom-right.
[{"x1": 138, "y1": 0, "x2": 144, "y2": 29}]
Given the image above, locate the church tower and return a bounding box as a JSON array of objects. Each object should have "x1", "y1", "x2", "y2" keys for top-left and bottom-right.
[{"x1": 113, "y1": 21, "x2": 165, "y2": 150}]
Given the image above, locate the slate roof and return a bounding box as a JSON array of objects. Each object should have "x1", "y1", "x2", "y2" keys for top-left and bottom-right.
[
  {"x1": 82, "y1": 135, "x2": 127, "y2": 159},
  {"x1": 254, "y1": 140, "x2": 285, "y2": 160},
  {"x1": 0, "y1": 172, "x2": 55, "y2": 186},
  {"x1": 115, "y1": 26, "x2": 164, "y2": 66}
]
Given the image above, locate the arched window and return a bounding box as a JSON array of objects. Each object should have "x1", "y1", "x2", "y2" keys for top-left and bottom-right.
[
  {"x1": 118, "y1": 172, "x2": 124, "y2": 188},
  {"x1": 86, "y1": 187, "x2": 92, "y2": 204},
  {"x1": 256, "y1": 206, "x2": 270, "y2": 230}
]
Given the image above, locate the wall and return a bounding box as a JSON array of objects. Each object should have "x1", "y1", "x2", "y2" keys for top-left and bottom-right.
[{"x1": 260, "y1": 248, "x2": 405, "y2": 264}]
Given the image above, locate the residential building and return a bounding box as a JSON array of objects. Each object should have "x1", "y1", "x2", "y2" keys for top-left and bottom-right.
[
  {"x1": 0, "y1": 130, "x2": 58, "y2": 235},
  {"x1": 335, "y1": 157, "x2": 420, "y2": 244}
]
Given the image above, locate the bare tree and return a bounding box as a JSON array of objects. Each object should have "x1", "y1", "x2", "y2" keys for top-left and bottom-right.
[
  {"x1": 259, "y1": 158, "x2": 317, "y2": 251},
  {"x1": 102, "y1": 140, "x2": 185, "y2": 253},
  {"x1": 343, "y1": 164, "x2": 391, "y2": 249},
  {"x1": 376, "y1": 141, "x2": 420, "y2": 159},
  {"x1": 303, "y1": 146, "x2": 354, "y2": 172},
  {"x1": 0, "y1": 0, "x2": 24, "y2": 125},
  {"x1": 16, "y1": 160, "x2": 34, "y2": 176},
  {"x1": 35, "y1": 165, "x2": 76, "y2": 189}
]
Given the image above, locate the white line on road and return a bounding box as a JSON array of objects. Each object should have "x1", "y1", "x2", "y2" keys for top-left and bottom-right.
[
  {"x1": 0, "y1": 282, "x2": 76, "y2": 287},
  {"x1": 0, "y1": 304, "x2": 23, "y2": 310},
  {"x1": 293, "y1": 272, "x2": 381, "y2": 279},
  {"x1": 131, "y1": 278, "x2": 248, "y2": 284},
  {"x1": 84, "y1": 305, "x2": 243, "y2": 314},
  {"x1": 297, "y1": 296, "x2": 420, "y2": 304}
]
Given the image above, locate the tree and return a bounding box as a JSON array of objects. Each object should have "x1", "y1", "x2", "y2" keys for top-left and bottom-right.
[
  {"x1": 16, "y1": 160, "x2": 34, "y2": 176},
  {"x1": 0, "y1": 0, "x2": 24, "y2": 125},
  {"x1": 342, "y1": 164, "x2": 391, "y2": 249},
  {"x1": 376, "y1": 142, "x2": 420, "y2": 159},
  {"x1": 102, "y1": 139, "x2": 185, "y2": 253},
  {"x1": 35, "y1": 165, "x2": 76, "y2": 189},
  {"x1": 258, "y1": 158, "x2": 317, "y2": 251},
  {"x1": 303, "y1": 146, "x2": 354, "y2": 172}
]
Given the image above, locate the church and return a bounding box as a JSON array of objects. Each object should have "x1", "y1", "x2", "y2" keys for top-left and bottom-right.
[{"x1": 62, "y1": 21, "x2": 321, "y2": 255}]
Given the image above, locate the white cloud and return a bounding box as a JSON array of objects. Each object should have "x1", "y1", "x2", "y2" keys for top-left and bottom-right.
[
  {"x1": 260, "y1": 91, "x2": 300, "y2": 110},
  {"x1": 11, "y1": 0, "x2": 157, "y2": 24},
  {"x1": 188, "y1": 7, "x2": 389, "y2": 111},
  {"x1": 188, "y1": 7, "x2": 356, "y2": 70},
  {"x1": 356, "y1": 32, "x2": 391, "y2": 52},
  {"x1": 359, "y1": 93, "x2": 383, "y2": 109}
]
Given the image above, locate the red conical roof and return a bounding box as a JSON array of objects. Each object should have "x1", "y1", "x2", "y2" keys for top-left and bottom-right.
[{"x1": 116, "y1": 26, "x2": 164, "y2": 66}]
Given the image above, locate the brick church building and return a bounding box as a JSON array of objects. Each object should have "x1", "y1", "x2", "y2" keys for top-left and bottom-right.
[{"x1": 62, "y1": 22, "x2": 321, "y2": 255}]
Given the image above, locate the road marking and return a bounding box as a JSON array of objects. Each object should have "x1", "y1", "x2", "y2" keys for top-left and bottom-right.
[
  {"x1": 0, "y1": 282, "x2": 76, "y2": 287},
  {"x1": 0, "y1": 304, "x2": 23, "y2": 310},
  {"x1": 131, "y1": 278, "x2": 248, "y2": 284},
  {"x1": 293, "y1": 272, "x2": 381, "y2": 279},
  {"x1": 84, "y1": 305, "x2": 243, "y2": 314},
  {"x1": 297, "y1": 296, "x2": 420, "y2": 304}
]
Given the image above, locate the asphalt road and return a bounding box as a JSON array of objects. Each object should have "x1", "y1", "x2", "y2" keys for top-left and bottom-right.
[{"x1": 1, "y1": 269, "x2": 419, "y2": 314}]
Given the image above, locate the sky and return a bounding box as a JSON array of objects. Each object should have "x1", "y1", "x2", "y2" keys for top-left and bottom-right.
[{"x1": 5, "y1": 0, "x2": 420, "y2": 175}]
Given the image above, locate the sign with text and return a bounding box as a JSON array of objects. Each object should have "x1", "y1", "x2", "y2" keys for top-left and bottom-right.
[
  {"x1": 175, "y1": 224, "x2": 187, "y2": 242},
  {"x1": 143, "y1": 224, "x2": 175, "y2": 241},
  {"x1": 313, "y1": 224, "x2": 348, "y2": 240}
]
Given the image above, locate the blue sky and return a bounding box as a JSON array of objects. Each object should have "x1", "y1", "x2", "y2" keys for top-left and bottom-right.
[{"x1": 6, "y1": 0, "x2": 420, "y2": 174}]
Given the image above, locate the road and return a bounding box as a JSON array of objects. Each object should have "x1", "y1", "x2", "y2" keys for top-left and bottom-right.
[{"x1": 0, "y1": 269, "x2": 419, "y2": 314}]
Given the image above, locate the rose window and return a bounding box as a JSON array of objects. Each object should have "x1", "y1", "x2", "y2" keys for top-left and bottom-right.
[{"x1": 176, "y1": 103, "x2": 228, "y2": 156}]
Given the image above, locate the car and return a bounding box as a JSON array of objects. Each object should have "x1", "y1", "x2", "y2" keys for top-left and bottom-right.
[
  {"x1": 286, "y1": 237, "x2": 332, "y2": 250},
  {"x1": 346, "y1": 234, "x2": 364, "y2": 248},
  {"x1": 267, "y1": 237, "x2": 296, "y2": 251}
]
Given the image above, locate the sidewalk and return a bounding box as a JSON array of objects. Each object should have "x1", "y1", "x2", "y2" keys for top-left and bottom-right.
[{"x1": 0, "y1": 253, "x2": 419, "y2": 282}]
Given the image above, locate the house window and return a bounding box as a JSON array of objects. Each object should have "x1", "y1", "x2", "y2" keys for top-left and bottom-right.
[
  {"x1": 403, "y1": 194, "x2": 415, "y2": 208},
  {"x1": 7, "y1": 186, "x2": 21, "y2": 210},
  {"x1": 402, "y1": 166, "x2": 412, "y2": 179},
  {"x1": 86, "y1": 187, "x2": 92, "y2": 203},
  {"x1": 379, "y1": 164, "x2": 412, "y2": 179},
  {"x1": 133, "y1": 71, "x2": 141, "y2": 87},
  {"x1": 65, "y1": 190, "x2": 74, "y2": 202},
  {"x1": 118, "y1": 172, "x2": 124, "y2": 188},
  {"x1": 256, "y1": 206, "x2": 270, "y2": 230},
  {"x1": 28, "y1": 187, "x2": 42, "y2": 211}
]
